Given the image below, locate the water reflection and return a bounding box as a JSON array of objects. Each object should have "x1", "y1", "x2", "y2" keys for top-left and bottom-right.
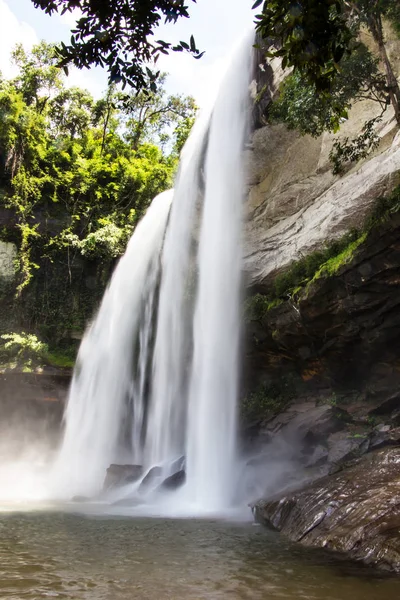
[{"x1": 0, "y1": 511, "x2": 399, "y2": 599}]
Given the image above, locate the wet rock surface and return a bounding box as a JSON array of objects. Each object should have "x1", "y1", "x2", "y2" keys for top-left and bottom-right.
[
  {"x1": 159, "y1": 469, "x2": 186, "y2": 491},
  {"x1": 242, "y1": 186, "x2": 400, "y2": 572},
  {"x1": 254, "y1": 447, "x2": 400, "y2": 573},
  {"x1": 103, "y1": 464, "x2": 143, "y2": 490},
  {"x1": 139, "y1": 466, "x2": 163, "y2": 491}
]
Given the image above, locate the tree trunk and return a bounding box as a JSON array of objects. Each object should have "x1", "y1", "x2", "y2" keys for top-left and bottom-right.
[
  {"x1": 101, "y1": 107, "x2": 110, "y2": 155},
  {"x1": 368, "y1": 14, "x2": 400, "y2": 126},
  {"x1": 131, "y1": 122, "x2": 145, "y2": 150}
]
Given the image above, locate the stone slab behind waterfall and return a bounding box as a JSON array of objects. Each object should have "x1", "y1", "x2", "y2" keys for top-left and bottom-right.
[{"x1": 103, "y1": 464, "x2": 143, "y2": 490}]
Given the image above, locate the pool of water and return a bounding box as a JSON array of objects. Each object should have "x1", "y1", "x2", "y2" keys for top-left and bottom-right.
[{"x1": 0, "y1": 507, "x2": 399, "y2": 599}]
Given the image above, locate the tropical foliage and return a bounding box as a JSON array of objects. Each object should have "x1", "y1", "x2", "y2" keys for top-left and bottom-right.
[
  {"x1": 31, "y1": 0, "x2": 204, "y2": 90},
  {"x1": 255, "y1": 0, "x2": 400, "y2": 126},
  {"x1": 0, "y1": 42, "x2": 196, "y2": 347},
  {"x1": 269, "y1": 43, "x2": 387, "y2": 137},
  {"x1": 256, "y1": 1, "x2": 400, "y2": 171}
]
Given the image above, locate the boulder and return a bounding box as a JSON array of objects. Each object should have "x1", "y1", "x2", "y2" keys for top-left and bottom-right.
[
  {"x1": 170, "y1": 455, "x2": 186, "y2": 473},
  {"x1": 262, "y1": 402, "x2": 350, "y2": 450},
  {"x1": 159, "y1": 469, "x2": 186, "y2": 491},
  {"x1": 370, "y1": 427, "x2": 400, "y2": 451},
  {"x1": 253, "y1": 447, "x2": 400, "y2": 573},
  {"x1": 138, "y1": 466, "x2": 163, "y2": 491},
  {"x1": 326, "y1": 430, "x2": 369, "y2": 469},
  {"x1": 103, "y1": 464, "x2": 143, "y2": 490}
]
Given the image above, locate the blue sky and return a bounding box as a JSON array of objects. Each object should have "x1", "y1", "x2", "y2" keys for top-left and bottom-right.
[{"x1": 0, "y1": 0, "x2": 255, "y2": 105}]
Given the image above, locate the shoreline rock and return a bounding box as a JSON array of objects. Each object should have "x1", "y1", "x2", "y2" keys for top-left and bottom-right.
[{"x1": 253, "y1": 447, "x2": 400, "y2": 573}]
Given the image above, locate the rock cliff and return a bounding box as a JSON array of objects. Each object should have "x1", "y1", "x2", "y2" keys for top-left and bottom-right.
[
  {"x1": 245, "y1": 25, "x2": 400, "y2": 573},
  {"x1": 244, "y1": 101, "x2": 400, "y2": 289}
]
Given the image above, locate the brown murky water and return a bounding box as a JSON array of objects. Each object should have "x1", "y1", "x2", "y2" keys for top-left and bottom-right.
[{"x1": 0, "y1": 510, "x2": 400, "y2": 599}]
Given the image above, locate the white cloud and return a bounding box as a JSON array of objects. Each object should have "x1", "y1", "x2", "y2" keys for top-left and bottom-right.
[
  {"x1": 66, "y1": 65, "x2": 107, "y2": 99},
  {"x1": 0, "y1": 0, "x2": 38, "y2": 79},
  {"x1": 59, "y1": 6, "x2": 82, "y2": 27},
  {"x1": 0, "y1": 0, "x2": 106, "y2": 98}
]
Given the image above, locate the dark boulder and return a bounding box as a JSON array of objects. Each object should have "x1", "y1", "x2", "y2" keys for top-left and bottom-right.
[
  {"x1": 103, "y1": 464, "x2": 143, "y2": 490},
  {"x1": 138, "y1": 466, "x2": 163, "y2": 491},
  {"x1": 370, "y1": 426, "x2": 400, "y2": 451},
  {"x1": 159, "y1": 469, "x2": 186, "y2": 491},
  {"x1": 170, "y1": 455, "x2": 186, "y2": 473}
]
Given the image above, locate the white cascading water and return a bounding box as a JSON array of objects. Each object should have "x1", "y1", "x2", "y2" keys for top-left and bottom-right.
[
  {"x1": 51, "y1": 33, "x2": 253, "y2": 510},
  {"x1": 50, "y1": 190, "x2": 173, "y2": 497},
  {"x1": 185, "y1": 36, "x2": 252, "y2": 510},
  {"x1": 143, "y1": 107, "x2": 212, "y2": 468}
]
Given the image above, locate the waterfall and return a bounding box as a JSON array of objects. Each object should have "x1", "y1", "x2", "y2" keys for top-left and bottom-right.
[
  {"x1": 185, "y1": 37, "x2": 252, "y2": 509},
  {"x1": 51, "y1": 33, "x2": 252, "y2": 510},
  {"x1": 143, "y1": 108, "x2": 212, "y2": 468},
  {"x1": 51, "y1": 190, "x2": 173, "y2": 497}
]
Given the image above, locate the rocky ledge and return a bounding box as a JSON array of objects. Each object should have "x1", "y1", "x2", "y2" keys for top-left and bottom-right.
[
  {"x1": 244, "y1": 207, "x2": 400, "y2": 572},
  {"x1": 253, "y1": 447, "x2": 400, "y2": 573}
]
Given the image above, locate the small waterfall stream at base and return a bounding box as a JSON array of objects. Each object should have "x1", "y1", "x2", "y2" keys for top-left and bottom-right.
[{"x1": 50, "y1": 33, "x2": 254, "y2": 514}]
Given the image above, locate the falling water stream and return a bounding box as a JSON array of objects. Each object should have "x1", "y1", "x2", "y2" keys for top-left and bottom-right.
[
  {"x1": 50, "y1": 190, "x2": 174, "y2": 498},
  {"x1": 46, "y1": 33, "x2": 253, "y2": 511}
]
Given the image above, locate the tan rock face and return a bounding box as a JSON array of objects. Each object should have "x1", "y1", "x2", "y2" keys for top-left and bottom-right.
[{"x1": 245, "y1": 30, "x2": 400, "y2": 290}]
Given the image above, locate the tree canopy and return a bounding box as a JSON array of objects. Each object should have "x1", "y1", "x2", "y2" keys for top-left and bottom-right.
[
  {"x1": 0, "y1": 42, "x2": 196, "y2": 343},
  {"x1": 269, "y1": 43, "x2": 387, "y2": 137},
  {"x1": 31, "y1": 0, "x2": 204, "y2": 90},
  {"x1": 255, "y1": 0, "x2": 400, "y2": 124}
]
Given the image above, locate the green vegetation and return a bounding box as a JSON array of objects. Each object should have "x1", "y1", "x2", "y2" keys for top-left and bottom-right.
[
  {"x1": 329, "y1": 117, "x2": 382, "y2": 174},
  {"x1": 0, "y1": 331, "x2": 75, "y2": 371},
  {"x1": 267, "y1": 37, "x2": 395, "y2": 172},
  {"x1": 244, "y1": 295, "x2": 283, "y2": 323},
  {"x1": 241, "y1": 378, "x2": 295, "y2": 424},
  {"x1": 245, "y1": 184, "x2": 400, "y2": 323},
  {"x1": 0, "y1": 41, "x2": 197, "y2": 354},
  {"x1": 256, "y1": 1, "x2": 400, "y2": 172},
  {"x1": 255, "y1": 1, "x2": 400, "y2": 123},
  {"x1": 254, "y1": 0, "x2": 353, "y2": 90},
  {"x1": 32, "y1": 0, "x2": 203, "y2": 91},
  {"x1": 244, "y1": 229, "x2": 363, "y2": 322},
  {"x1": 0, "y1": 331, "x2": 48, "y2": 371},
  {"x1": 45, "y1": 349, "x2": 75, "y2": 368},
  {"x1": 269, "y1": 44, "x2": 387, "y2": 138}
]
